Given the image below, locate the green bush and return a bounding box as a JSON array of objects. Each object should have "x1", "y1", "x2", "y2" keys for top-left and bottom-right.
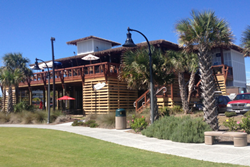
[
  {"x1": 72, "y1": 120, "x2": 84, "y2": 126},
  {"x1": 225, "y1": 111, "x2": 236, "y2": 117},
  {"x1": 85, "y1": 120, "x2": 98, "y2": 128},
  {"x1": 171, "y1": 105, "x2": 183, "y2": 114},
  {"x1": 14, "y1": 101, "x2": 34, "y2": 113},
  {"x1": 223, "y1": 117, "x2": 239, "y2": 131},
  {"x1": 130, "y1": 115, "x2": 148, "y2": 132},
  {"x1": 89, "y1": 122, "x2": 98, "y2": 128},
  {"x1": 239, "y1": 117, "x2": 250, "y2": 134},
  {"x1": 142, "y1": 116, "x2": 212, "y2": 143},
  {"x1": 244, "y1": 111, "x2": 250, "y2": 117},
  {"x1": 158, "y1": 107, "x2": 170, "y2": 117}
]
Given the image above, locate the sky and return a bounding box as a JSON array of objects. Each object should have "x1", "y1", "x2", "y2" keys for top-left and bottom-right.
[{"x1": 0, "y1": 0, "x2": 250, "y2": 86}]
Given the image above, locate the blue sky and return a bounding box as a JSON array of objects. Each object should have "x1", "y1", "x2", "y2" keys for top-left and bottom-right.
[{"x1": 0, "y1": 0, "x2": 250, "y2": 86}]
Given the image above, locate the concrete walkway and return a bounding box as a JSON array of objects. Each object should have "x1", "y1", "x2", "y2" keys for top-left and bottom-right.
[{"x1": 0, "y1": 124, "x2": 250, "y2": 166}]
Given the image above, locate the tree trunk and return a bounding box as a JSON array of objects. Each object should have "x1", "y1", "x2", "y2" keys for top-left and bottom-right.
[
  {"x1": 15, "y1": 85, "x2": 19, "y2": 104},
  {"x1": 1, "y1": 87, "x2": 6, "y2": 112},
  {"x1": 7, "y1": 86, "x2": 13, "y2": 113},
  {"x1": 153, "y1": 87, "x2": 159, "y2": 121},
  {"x1": 187, "y1": 70, "x2": 196, "y2": 104},
  {"x1": 178, "y1": 72, "x2": 189, "y2": 114},
  {"x1": 198, "y1": 49, "x2": 218, "y2": 130}
]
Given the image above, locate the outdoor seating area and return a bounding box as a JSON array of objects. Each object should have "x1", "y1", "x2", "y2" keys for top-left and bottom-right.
[{"x1": 204, "y1": 131, "x2": 248, "y2": 147}]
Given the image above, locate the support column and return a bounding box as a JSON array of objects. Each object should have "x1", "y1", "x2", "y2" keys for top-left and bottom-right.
[
  {"x1": 73, "y1": 86, "x2": 77, "y2": 110},
  {"x1": 29, "y1": 89, "x2": 32, "y2": 106},
  {"x1": 45, "y1": 90, "x2": 48, "y2": 111},
  {"x1": 63, "y1": 84, "x2": 66, "y2": 110},
  {"x1": 56, "y1": 90, "x2": 59, "y2": 110},
  {"x1": 43, "y1": 89, "x2": 46, "y2": 110}
]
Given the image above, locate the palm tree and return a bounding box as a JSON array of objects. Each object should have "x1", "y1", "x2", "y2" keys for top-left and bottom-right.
[
  {"x1": 3, "y1": 53, "x2": 32, "y2": 104},
  {"x1": 119, "y1": 46, "x2": 174, "y2": 121},
  {"x1": 0, "y1": 68, "x2": 23, "y2": 112},
  {"x1": 241, "y1": 25, "x2": 250, "y2": 57},
  {"x1": 167, "y1": 50, "x2": 198, "y2": 114},
  {"x1": 176, "y1": 10, "x2": 233, "y2": 130},
  {"x1": 186, "y1": 53, "x2": 199, "y2": 104}
]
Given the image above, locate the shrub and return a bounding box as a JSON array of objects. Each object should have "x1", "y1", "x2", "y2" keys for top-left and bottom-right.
[
  {"x1": 9, "y1": 112, "x2": 23, "y2": 124},
  {"x1": 72, "y1": 120, "x2": 84, "y2": 126},
  {"x1": 223, "y1": 118, "x2": 239, "y2": 131},
  {"x1": 33, "y1": 111, "x2": 47, "y2": 123},
  {"x1": 54, "y1": 115, "x2": 71, "y2": 124},
  {"x1": 142, "y1": 116, "x2": 211, "y2": 143},
  {"x1": 170, "y1": 117, "x2": 212, "y2": 143},
  {"x1": 0, "y1": 112, "x2": 10, "y2": 123},
  {"x1": 85, "y1": 120, "x2": 98, "y2": 128},
  {"x1": 22, "y1": 111, "x2": 35, "y2": 124},
  {"x1": 14, "y1": 101, "x2": 34, "y2": 113},
  {"x1": 130, "y1": 115, "x2": 148, "y2": 132},
  {"x1": 89, "y1": 122, "x2": 98, "y2": 128},
  {"x1": 158, "y1": 107, "x2": 170, "y2": 117},
  {"x1": 239, "y1": 117, "x2": 250, "y2": 134},
  {"x1": 244, "y1": 111, "x2": 250, "y2": 117},
  {"x1": 50, "y1": 110, "x2": 64, "y2": 122},
  {"x1": 171, "y1": 105, "x2": 183, "y2": 114},
  {"x1": 96, "y1": 112, "x2": 115, "y2": 128},
  {"x1": 85, "y1": 114, "x2": 97, "y2": 122},
  {"x1": 225, "y1": 111, "x2": 237, "y2": 117}
]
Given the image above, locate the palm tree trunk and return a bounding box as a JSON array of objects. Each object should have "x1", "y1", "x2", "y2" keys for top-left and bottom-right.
[
  {"x1": 1, "y1": 87, "x2": 6, "y2": 112},
  {"x1": 15, "y1": 85, "x2": 19, "y2": 104},
  {"x1": 7, "y1": 86, "x2": 13, "y2": 113},
  {"x1": 198, "y1": 50, "x2": 218, "y2": 130},
  {"x1": 153, "y1": 87, "x2": 159, "y2": 121},
  {"x1": 187, "y1": 70, "x2": 196, "y2": 104},
  {"x1": 178, "y1": 72, "x2": 189, "y2": 114}
]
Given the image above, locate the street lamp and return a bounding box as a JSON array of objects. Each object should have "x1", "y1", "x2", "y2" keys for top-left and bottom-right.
[
  {"x1": 51, "y1": 37, "x2": 56, "y2": 111},
  {"x1": 122, "y1": 27, "x2": 155, "y2": 124},
  {"x1": 33, "y1": 58, "x2": 51, "y2": 124}
]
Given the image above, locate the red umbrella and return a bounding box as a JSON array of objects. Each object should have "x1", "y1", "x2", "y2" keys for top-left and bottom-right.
[{"x1": 57, "y1": 96, "x2": 75, "y2": 100}]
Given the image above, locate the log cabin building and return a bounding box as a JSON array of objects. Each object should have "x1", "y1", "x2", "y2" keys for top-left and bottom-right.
[{"x1": 2, "y1": 36, "x2": 247, "y2": 114}]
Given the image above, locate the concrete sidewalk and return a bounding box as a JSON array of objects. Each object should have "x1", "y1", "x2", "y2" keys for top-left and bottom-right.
[{"x1": 0, "y1": 124, "x2": 250, "y2": 166}]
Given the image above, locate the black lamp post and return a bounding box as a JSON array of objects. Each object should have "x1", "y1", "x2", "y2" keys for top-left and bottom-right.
[
  {"x1": 33, "y1": 58, "x2": 50, "y2": 124},
  {"x1": 123, "y1": 27, "x2": 155, "y2": 124},
  {"x1": 51, "y1": 37, "x2": 56, "y2": 111}
]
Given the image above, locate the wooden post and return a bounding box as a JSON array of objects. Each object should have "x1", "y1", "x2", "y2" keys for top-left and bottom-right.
[
  {"x1": 56, "y1": 90, "x2": 59, "y2": 110},
  {"x1": 171, "y1": 84, "x2": 174, "y2": 101},
  {"x1": 43, "y1": 89, "x2": 46, "y2": 109},
  {"x1": 29, "y1": 88, "x2": 32, "y2": 106},
  {"x1": 45, "y1": 90, "x2": 47, "y2": 111},
  {"x1": 73, "y1": 86, "x2": 76, "y2": 110},
  {"x1": 63, "y1": 85, "x2": 66, "y2": 110}
]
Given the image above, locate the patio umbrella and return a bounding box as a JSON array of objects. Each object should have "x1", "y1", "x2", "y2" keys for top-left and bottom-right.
[
  {"x1": 57, "y1": 96, "x2": 75, "y2": 100},
  {"x1": 82, "y1": 54, "x2": 99, "y2": 64}
]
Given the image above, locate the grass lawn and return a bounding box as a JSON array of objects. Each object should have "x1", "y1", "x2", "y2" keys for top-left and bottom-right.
[{"x1": 0, "y1": 128, "x2": 243, "y2": 167}]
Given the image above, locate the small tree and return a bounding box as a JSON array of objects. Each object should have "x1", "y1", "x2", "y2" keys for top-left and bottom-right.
[
  {"x1": 119, "y1": 46, "x2": 174, "y2": 121},
  {"x1": 167, "y1": 50, "x2": 198, "y2": 114}
]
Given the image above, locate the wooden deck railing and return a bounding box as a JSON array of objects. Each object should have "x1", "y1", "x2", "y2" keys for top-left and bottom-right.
[
  {"x1": 212, "y1": 64, "x2": 233, "y2": 82},
  {"x1": 19, "y1": 62, "x2": 120, "y2": 87},
  {"x1": 133, "y1": 86, "x2": 167, "y2": 113}
]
